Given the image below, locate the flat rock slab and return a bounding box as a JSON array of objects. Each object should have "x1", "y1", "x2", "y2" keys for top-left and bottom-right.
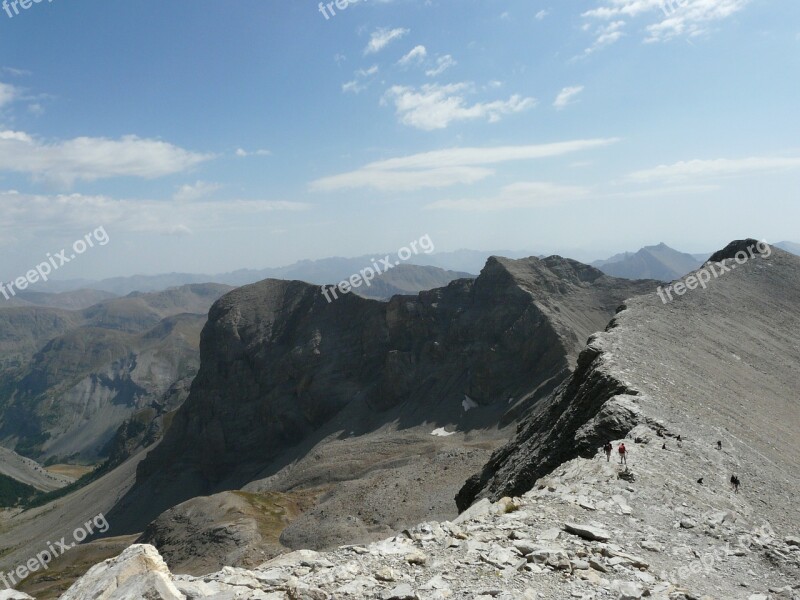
[
  {"x1": 563, "y1": 522, "x2": 611, "y2": 542},
  {"x1": 383, "y1": 583, "x2": 417, "y2": 599}
]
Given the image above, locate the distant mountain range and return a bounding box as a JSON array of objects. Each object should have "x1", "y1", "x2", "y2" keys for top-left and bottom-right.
[
  {"x1": 12, "y1": 242, "x2": 797, "y2": 302},
  {"x1": 1, "y1": 289, "x2": 118, "y2": 310},
  {"x1": 592, "y1": 240, "x2": 798, "y2": 282},
  {"x1": 776, "y1": 240, "x2": 800, "y2": 256},
  {"x1": 0, "y1": 284, "x2": 233, "y2": 463},
  {"x1": 24, "y1": 250, "x2": 533, "y2": 297}
]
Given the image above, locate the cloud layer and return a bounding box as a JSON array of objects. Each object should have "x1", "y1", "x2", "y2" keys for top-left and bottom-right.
[
  {"x1": 310, "y1": 139, "x2": 619, "y2": 192},
  {"x1": 0, "y1": 130, "x2": 211, "y2": 187}
]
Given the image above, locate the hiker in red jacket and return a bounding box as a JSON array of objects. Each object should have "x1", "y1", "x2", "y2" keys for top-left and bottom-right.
[{"x1": 618, "y1": 442, "x2": 628, "y2": 465}]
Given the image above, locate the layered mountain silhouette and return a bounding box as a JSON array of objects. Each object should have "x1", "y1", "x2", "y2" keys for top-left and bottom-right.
[
  {"x1": 31, "y1": 258, "x2": 477, "y2": 296},
  {"x1": 0, "y1": 289, "x2": 117, "y2": 311},
  {"x1": 0, "y1": 284, "x2": 232, "y2": 462},
  {"x1": 592, "y1": 242, "x2": 705, "y2": 281}
]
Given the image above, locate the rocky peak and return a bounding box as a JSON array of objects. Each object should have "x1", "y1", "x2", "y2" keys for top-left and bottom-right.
[{"x1": 108, "y1": 256, "x2": 655, "y2": 541}]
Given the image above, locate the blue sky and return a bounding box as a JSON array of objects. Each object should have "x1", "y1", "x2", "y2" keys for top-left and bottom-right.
[{"x1": 0, "y1": 0, "x2": 797, "y2": 278}]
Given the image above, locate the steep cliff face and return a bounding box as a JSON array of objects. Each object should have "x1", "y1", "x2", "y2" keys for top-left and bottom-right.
[
  {"x1": 118, "y1": 256, "x2": 656, "y2": 539},
  {"x1": 457, "y1": 241, "x2": 800, "y2": 542}
]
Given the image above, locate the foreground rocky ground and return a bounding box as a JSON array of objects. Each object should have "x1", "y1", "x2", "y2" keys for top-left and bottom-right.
[{"x1": 29, "y1": 428, "x2": 799, "y2": 600}]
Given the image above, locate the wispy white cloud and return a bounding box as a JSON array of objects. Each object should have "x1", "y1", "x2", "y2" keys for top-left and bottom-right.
[
  {"x1": 397, "y1": 45, "x2": 427, "y2": 66},
  {"x1": 382, "y1": 83, "x2": 536, "y2": 130},
  {"x1": 535, "y1": 9, "x2": 549, "y2": 20},
  {"x1": 343, "y1": 65, "x2": 379, "y2": 94},
  {"x1": 173, "y1": 180, "x2": 221, "y2": 202},
  {"x1": 426, "y1": 181, "x2": 589, "y2": 211},
  {"x1": 0, "y1": 130, "x2": 212, "y2": 188},
  {"x1": 311, "y1": 166, "x2": 494, "y2": 193},
  {"x1": 582, "y1": 0, "x2": 750, "y2": 46},
  {"x1": 2, "y1": 67, "x2": 31, "y2": 77},
  {"x1": 310, "y1": 139, "x2": 619, "y2": 192},
  {"x1": 365, "y1": 27, "x2": 409, "y2": 55},
  {"x1": 628, "y1": 156, "x2": 800, "y2": 182},
  {"x1": 0, "y1": 82, "x2": 21, "y2": 108},
  {"x1": 553, "y1": 85, "x2": 585, "y2": 109},
  {"x1": 426, "y1": 55, "x2": 457, "y2": 77},
  {"x1": 580, "y1": 20, "x2": 626, "y2": 56},
  {"x1": 0, "y1": 190, "x2": 309, "y2": 236},
  {"x1": 235, "y1": 148, "x2": 271, "y2": 158},
  {"x1": 342, "y1": 80, "x2": 364, "y2": 94}
]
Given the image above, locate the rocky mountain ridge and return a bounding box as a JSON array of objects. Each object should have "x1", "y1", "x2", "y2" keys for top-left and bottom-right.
[{"x1": 105, "y1": 256, "x2": 656, "y2": 553}]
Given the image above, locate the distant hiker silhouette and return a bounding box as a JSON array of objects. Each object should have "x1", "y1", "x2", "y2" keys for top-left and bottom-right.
[
  {"x1": 603, "y1": 441, "x2": 613, "y2": 462},
  {"x1": 731, "y1": 474, "x2": 740, "y2": 493},
  {"x1": 662, "y1": 443, "x2": 667, "y2": 450},
  {"x1": 717, "y1": 440, "x2": 722, "y2": 450},
  {"x1": 618, "y1": 442, "x2": 627, "y2": 465}
]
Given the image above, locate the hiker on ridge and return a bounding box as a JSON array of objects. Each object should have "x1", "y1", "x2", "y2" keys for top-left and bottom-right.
[
  {"x1": 618, "y1": 442, "x2": 627, "y2": 466},
  {"x1": 603, "y1": 441, "x2": 613, "y2": 462}
]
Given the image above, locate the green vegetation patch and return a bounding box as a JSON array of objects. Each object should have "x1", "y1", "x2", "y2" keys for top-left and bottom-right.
[{"x1": 0, "y1": 473, "x2": 40, "y2": 507}]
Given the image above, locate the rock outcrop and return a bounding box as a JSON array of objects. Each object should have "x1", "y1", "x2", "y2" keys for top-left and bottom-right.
[{"x1": 58, "y1": 544, "x2": 183, "y2": 600}]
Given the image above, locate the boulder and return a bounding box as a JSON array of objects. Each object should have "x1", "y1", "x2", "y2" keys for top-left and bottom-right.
[
  {"x1": 58, "y1": 544, "x2": 183, "y2": 600},
  {"x1": 0, "y1": 591, "x2": 35, "y2": 600},
  {"x1": 383, "y1": 583, "x2": 417, "y2": 600},
  {"x1": 563, "y1": 522, "x2": 611, "y2": 542}
]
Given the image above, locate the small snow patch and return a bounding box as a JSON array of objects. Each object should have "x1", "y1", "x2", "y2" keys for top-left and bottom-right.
[
  {"x1": 431, "y1": 427, "x2": 456, "y2": 437},
  {"x1": 462, "y1": 395, "x2": 479, "y2": 412}
]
